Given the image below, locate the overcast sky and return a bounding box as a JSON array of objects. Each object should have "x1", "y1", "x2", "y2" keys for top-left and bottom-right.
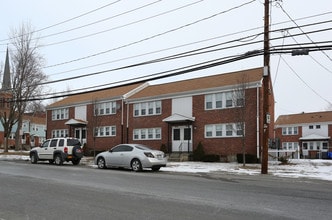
[{"x1": 0, "y1": 0, "x2": 331, "y2": 118}]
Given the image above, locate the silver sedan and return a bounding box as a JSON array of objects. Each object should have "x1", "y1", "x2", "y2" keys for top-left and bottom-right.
[{"x1": 95, "y1": 144, "x2": 167, "y2": 171}]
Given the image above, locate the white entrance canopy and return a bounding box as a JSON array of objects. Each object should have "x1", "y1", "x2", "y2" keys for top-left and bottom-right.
[
  {"x1": 163, "y1": 113, "x2": 195, "y2": 123},
  {"x1": 299, "y1": 134, "x2": 330, "y2": 140},
  {"x1": 65, "y1": 119, "x2": 88, "y2": 126}
]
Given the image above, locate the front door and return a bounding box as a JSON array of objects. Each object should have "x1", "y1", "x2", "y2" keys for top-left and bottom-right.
[
  {"x1": 75, "y1": 128, "x2": 86, "y2": 145},
  {"x1": 172, "y1": 126, "x2": 192, "y2": 152}
]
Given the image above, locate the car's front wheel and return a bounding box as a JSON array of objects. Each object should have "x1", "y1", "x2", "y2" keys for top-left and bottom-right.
[
  {"x1": 54, "y1": 154, "x2": 63, "y2": 166},
  {"x1": 97, "y1": 157, "x2": 106, "y2": 169},
  {"x1": 131, "y1": 159, "x2": 142, "y2": 172}
]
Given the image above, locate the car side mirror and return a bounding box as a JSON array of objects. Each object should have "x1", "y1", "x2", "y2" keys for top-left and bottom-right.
[{"x1": 109, "y1": 149, "x2": 113, "y2": 153}]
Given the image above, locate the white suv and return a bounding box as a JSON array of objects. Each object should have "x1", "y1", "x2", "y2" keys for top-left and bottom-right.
[{"x1": 30, "y1": 137, "x2": 83, "y2": 165}]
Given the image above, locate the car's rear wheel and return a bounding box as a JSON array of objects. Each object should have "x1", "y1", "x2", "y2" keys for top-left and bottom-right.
[
  {"x1": 97, "y1": 157, "x2": 106, "y2": 169},
  {"x1": 54, "y1": 154, "x2": 63, "y2": 166},
  {"x1": 30, "y1": 153, "x2": 38, "y2": 164},
  {"x1": 131, "y1": 159, "x2": 142, "y2": 172},
  {"x1": 72, "y1": 158, "x2": 81, "y2": 165}
]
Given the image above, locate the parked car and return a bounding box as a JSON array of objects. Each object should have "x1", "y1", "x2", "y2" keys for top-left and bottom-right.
[
  {"x1": 95, "y1": 144, "x2": 167, "y2": 171},
  {"x1": 30, "y1": 137, "x2": 83, "y2": 165}
]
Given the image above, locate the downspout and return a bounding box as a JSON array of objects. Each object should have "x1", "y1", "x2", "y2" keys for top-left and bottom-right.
[
  {"x1": 256, "y1": 84, "x2": 260, "y2": 159},
  {"x1": 126, "y1": 101, "x2": 129, "y2": 143},
  {"x1": 121, "y1": 98, "x2": 124, "y2": 144}
]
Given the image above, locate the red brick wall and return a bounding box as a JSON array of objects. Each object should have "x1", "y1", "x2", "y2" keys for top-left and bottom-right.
[
  {"x1": 85, "y1": 100, "x2": 124, "y2": 152},
  {"x1": 192, "y1": 88, "x2": 259, "y2": 156},
  {"x1": 127, "y1": 99, "x2": 172, "y2": 151}
]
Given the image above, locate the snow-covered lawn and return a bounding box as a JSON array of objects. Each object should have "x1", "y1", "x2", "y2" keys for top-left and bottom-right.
[{"x1": 1, "y1": 150, "x2": 331, "y2": 181}]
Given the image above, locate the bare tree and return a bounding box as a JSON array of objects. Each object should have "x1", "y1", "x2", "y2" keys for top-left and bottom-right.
[
  {"x1": 9, "y1": 23, "x2": 47, "y2": 150},
  {"x1": 88, "y1": 99, "x2": 103, "y2": 157},
  {"x1": 232, "y1": 73, "x2": 249, "y2": 166}
]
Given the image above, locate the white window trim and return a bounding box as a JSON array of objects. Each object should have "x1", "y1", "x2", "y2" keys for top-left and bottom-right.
[
  {"x1": 205, "y1": 123, "x2": 244, "y2": 138},
  {"x1": 52, "y1": 108, "x2": 69, "y2": 120},
  {"x1": 133, "y1": 128, "x2": 162, "y2": 140},
  {"x1": 95, "y1": 126, "x2": 116, "y2": 137},
  {"x1": 52, "y1": 129, "x2": 69, "y2": 138},
  {"x1": 95, "y1": 101, "x2": 117, "y2": 116},
  {"x1": 134, "y1": 101, "x2": 162, "y2": 117}
]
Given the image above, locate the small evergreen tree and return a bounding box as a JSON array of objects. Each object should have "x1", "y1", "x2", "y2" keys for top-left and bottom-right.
[{"x1": 193, "y1": 142, "x2": 205, "y2": 161}]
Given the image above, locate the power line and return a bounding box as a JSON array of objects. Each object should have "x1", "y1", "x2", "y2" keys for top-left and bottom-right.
[
  {"x1": 279, "y1": 55, "x2": 332, "y2": 106},
  {"x1": 277, "y1": 2, "x2": 332, "y2": 62},
  {"x1": 0, "y1": 0, "x2": 122, "y2": 44},
  {"x1": 28, "y1": 0, "x2": 165, "y2": 41},
  {"x1": 47, "y1": 18, "x2": 332, "y2": 77},
  {"x1": 15, "y1": 45, "x2": 332, "y2": 102},
  {"x1": 44, "y1": 0, "x2": 256, "y2": 68}
]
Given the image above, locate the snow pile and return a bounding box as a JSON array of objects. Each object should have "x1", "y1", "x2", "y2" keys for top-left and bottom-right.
[{"x1": 163, "y1": 160, "x2": 332, "y2": 181}]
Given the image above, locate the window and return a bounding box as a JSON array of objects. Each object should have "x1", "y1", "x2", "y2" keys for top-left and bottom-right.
[
  {"x1": 184, "y1": 128, "x2": 191, "y2": 140},
  {"x1": 282, "y1": 127, "x2": 298, "y2": 135},
  {"x1": 226, "y1": 124, "x2": 233, "y2": 136},
  {"x1": 309, "y1": 125, "x2": 314, "y2": 129},
  {"x1": 316, "y1": 125, "x2": 321, "y2": 129},
  {"x1": 95, "y1": 101, "x2": 116, "y2": 116},
  {"x1": 133, "y1": 128, "x2": 162, "y2": 140},
  {"x1": 205, "y1": 91, "x2": 242, "y2": 110},
  {"x1": 205, "y1": 95, "x2": 213, "y2": 109},
  {"x1": 141, "y1": 103, "x2": 146, "y2": 116},
  {"x1": 282, "y1": 142, "x2": 299, "y2": 150},
  {"x1": 112, "y1": 145, "x2": 133, "y2": 152},
  {"x1": 236, "y1": 98, "x2": 244, "y2": 107},
  {"x1": 134, "y1": 101, "x2": 162, "y2": 117},
  {"x1": 205, "y1": 123, "x2": 243, "y2": 138},
  {"x1": 309, "y1": 142, "x2": 314, "y2": 150},
  {"x1": 50, "y1": 139, "x2": 58, "y2": 147},
  {"x1": 58, "y1": 139, "x2": 64, "y2": 147},
  {"x1": 155, "y1": 128, "x2": 161, "y2": 139},
  {"x1": 95, "y1": 126, "x2": 116, "y2": 137},
  {"x1": 225, "y1": 92, "x2": 233, "y2": 107},
  {"x1": 236, "y1": 123, "x2": 244, "y2": 136},
  {"x1": 215, "y1": 93, "x2": 222, "y2": 108},
  {"x1": 52, "y1": 108, "x2": 69, "y2": 120},
  {"x1": 323, "y1": 142, "x2": 328, "y2": 150},
  {"x1": 205, "y1": 125, "x2": 213, "y2": 137},
  {"x1": 215, "y1": 125, "x2": 222, "y2": 137},
  {"x1": 52, "y1": 129, "x2": 68, "y2": 138},
  {"x1": 134, "y1": 104, "x2": 139, "y2": 116}
]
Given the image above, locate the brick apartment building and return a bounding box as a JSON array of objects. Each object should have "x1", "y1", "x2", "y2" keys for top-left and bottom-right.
[
  {"x1": 274, "y1": 111, "x2": 332, "y2": 159},
  {"x1": 46, "y1": 67, "x2": 275, "y2": 161}
]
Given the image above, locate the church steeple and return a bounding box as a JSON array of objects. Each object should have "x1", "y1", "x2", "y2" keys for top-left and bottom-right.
[{"x1": 2, "y1": 47, "x2": 12, "y2": 92}]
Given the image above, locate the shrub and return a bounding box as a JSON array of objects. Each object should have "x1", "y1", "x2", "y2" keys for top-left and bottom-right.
[
  {"x1": 160, "y1": 144, "x2": 168, "y2": 154},
  {"x1": 278, "y1": 155, "x2": 290, "y2": 164},
  {"x1": 237, "y1": 154, "x2": 258, "y2": 164},
  {"x1": 193, "y1": 142, "x2": 205, "y2": 161},
  {"x1": 203, "y1": 154, "x2": 220, "y2": 162}
]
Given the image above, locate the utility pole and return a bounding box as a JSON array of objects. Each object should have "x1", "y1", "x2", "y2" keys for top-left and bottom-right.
[{"x1": 261, "y1": 0, "x2": 270, "y2": 174}]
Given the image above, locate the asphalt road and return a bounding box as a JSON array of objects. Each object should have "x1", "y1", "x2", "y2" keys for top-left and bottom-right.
[{"x1": 0, "y1": 161, "x2": 331, "y2": 220}]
